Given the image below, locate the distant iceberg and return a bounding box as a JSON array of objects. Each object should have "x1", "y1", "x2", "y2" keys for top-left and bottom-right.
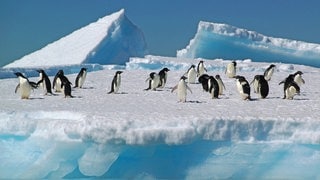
[
  {"x1": 4, "y1": 9, "x2": 147, "y2": 68},
  {"x1": 177, "y1": 21, "x2": 320, "y2": 67}
]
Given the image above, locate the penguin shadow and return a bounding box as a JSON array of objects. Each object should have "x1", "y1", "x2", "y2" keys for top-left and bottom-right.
[
  {"x1": 78, "y1": 86, "x2": 95, "y2": 90},
  {"x1": 186, "y1": 100, "x2": 205, "y2": 104},
  {"x1": 28, "y1": 97, "x2": 45, "y2": 100},
  {"x1": 108, "y1": 92, "x2": 128, "y2": 95}
]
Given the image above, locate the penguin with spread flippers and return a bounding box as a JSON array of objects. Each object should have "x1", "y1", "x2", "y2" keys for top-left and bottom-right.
[
  {"x1": 36, "y1": 69, "x2": 52, "y2": 95},
  {"x1": 158, "y1": 68, "x2": 170, "y2": 88},
  {"x1": 225, "y1": 61, "x2": 237, "y2": 78},
  {"x1": 145, "y1": 72, "x2": 160, "y2": 91},
  {"x1": 251, "y1": 75, "x2": 269, "y2": 99},
  {"x1": 279, "y1": 74, "x2": 300, "y2": 100},
  {"x1": 74, "y1": 68, "x2": 87, "y2": 88},
  {"x1": 108, "y1": 71, "x2": 123, "y2": 94},
  {"x1": 235, "y1": 75, "x2": 251, "y2": 100},
  {"x1": 14, "y1": 72, "x2": 38, "y2": 99},
  {"x1": 184, "y1": 65, "x2": 197, "y2": 84},
  {"x1": 264, "y1": 64, "x2": 276, "y2": 81},
  {"x1": 171, "y1": 76, "x2": 192, "y2": 102}
]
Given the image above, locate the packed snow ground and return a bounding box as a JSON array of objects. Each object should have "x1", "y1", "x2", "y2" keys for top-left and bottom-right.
[{"x1": 1, "y1": 56, "x2": 320, "y2": 178}]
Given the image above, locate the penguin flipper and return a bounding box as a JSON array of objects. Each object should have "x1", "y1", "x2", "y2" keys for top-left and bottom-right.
[
  {"x1": 186, "y1": 85, "x2": 192, "y2": 94},
  {"x1": 29, "y1": 81, "x2": 38, "y2": 89},
  {"x1": 171, "y1": 85, "x2": 178, "y2": 93},
  {"x1": 15, "y1": 84, "x2": 20, "y2": 93}
]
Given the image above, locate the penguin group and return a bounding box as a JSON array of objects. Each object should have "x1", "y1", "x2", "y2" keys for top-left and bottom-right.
[{"x1": 13, "y1": 60, "x2": 305, "y2": 102}]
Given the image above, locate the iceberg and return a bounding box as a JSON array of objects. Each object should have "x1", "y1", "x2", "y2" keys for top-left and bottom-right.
[
  {"x1": 4, "y1": 9, "x2": 147, "y2": 68},
  {"x1": 177, "y1": 21, "x2": 320, "y2": 67}
]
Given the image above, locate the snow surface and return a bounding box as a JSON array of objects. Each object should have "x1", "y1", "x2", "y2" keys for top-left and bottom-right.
[
  {"x1": 4, "y1": 9, "x2": 147, "y2": 68},
  {"x1": 177, "y1": 21, "x2": 320, "y2": 67},
  {"x1": 1, "y1": 56, "x2": 320, "y2": 179}
]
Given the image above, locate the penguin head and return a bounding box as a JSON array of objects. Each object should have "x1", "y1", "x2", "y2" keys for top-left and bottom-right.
[
  {"x1": 81, "y1": 68, "x2": 87, "y2": 72},
  {"x1": 294, "y1": 71, "x2": 303, "y2": 76},
  {"x1": 14, "y1": 72, "x2": 26, "y2": 79},
  {"x1": 180, "y1": 76, "x2": 188, "y2": 81},
  {"x1": 270, "y1": 64, "x2": 276, "y2": 68},
  {"x1": 116, "y1": 71, "x2": 123, "y2": 75},
  {"x1": 215, "y1": 74, "x2": 221, "y2": 79},
  {"x1": 162, "y1": 68, "x2": 170, "y2": 72},
  {"x1": 149, "y1": 72, "x2": 157, "y2": 79},
  {"x1": 235, "y1": 75, "x2": 246, "y2": 82},
  {"x1": 232, "y1": 61, "x2": 237, "y2": 67},
  {"x1": 191, "y1": 65, "x2": 196, "y2": 68},
  {"x1": 57, "y1": 70, "x2": 64, "y2": 76}
]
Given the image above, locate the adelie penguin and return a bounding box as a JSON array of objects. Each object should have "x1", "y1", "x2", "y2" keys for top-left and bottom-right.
[
  {"x1": 56, "y1": 71, "x2": 73, "y2": 98},
  {"x1": 108, "y1": 71, "x2": 123, "y2": 94},
  {"x1": 184, "y1": 65, "x2": 197, "y2": 84},
  {"x1": 293, "y1": 71, "x2": 305, "y2": 86},
  {"x1": 251, "y1": 75, "x2": 269, "y2": 99},
  {"x1": 53, "y1": 70, "x2": 64, "y2": 92},
  {"x1": 14, "y1": 72, "x2": 38, "y2": 99},
  {"x1": 171, "y1": 76, "x2": 192, "y2": 102},
  {"x1": 235, "y1": 75, "x2": 251, "y2": 100},
  {"x1": 208, "y1": 76, "x2": 219, "y2": 99},
  {"x1": 198, "y1": 74, "x2": 210, "y2": 92},
  {"x1": 158, "y1": 68, "x2": 170, "y2": 88},
  {"x1": 225, "y1": 61, "x2": 237, "y2": 78},
  {"x1": 279, "y1": 74, "x2": 300, "y2": 100},
  {"x1": 197, "y1": 60, "x2": 207, "y2": 77},
  {"x1": 36, "y1": 69, "x2": 52, "y2": 95},
  {"x1": 74, "y1": 68, "x2": 87, "y2": 88},
  {"x1": 215, "y1": 75, "x2": 226, "y2": 95},
  {"x1": 145, "y1": 72, "x2": 160, "y2": 91},
  {"x1": 264, "y1": 64, "x2": 276, "y2": 81}
]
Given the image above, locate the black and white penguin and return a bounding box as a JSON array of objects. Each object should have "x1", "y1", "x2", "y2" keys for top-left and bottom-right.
[
  {"x1": 36, "y1": 69, "x2": 52, "y2": 95},
  {"x1": 14, "y1": 72, "x2": 38, "y2": 99},
  {"x1": 158, "y1": 68, "x2": 170, "y2": 88},
  {"x1": 184, "y1": 65, "x2": 197, "y2": 84},
  {"x1": 251, "y1": 75, "x2": 269, "y2": 99},
  {"x1": 215, "y1": 74, "x2": 226, "y2": 95},
  {"x1": 53, "y1": 70, "x2": 64, "y2": 92},
  {"x1": 279, "y1": 74, "x2": 300, "y2": 100},
  {"x1": 171, "y1": 76, "x2": 192, "y2": 102},
  {"x1": 293, "y1": 71, "x2": 305, "y2": 86},
  {"x1": 108, "y1": 71, "x2": 123, "y2": 94},
  {"x1": 197, "y1": 60, "x2": 207, "y2": 77},
  {"x1": 58, "y1": 73, "x2": 73, "y2": 98},
  {"x1": 235, "y1": 75, "x2": 251, "y2": 100},
  {"x1": 145, "y1": 72, "x2": 160, "y2": 91},
  {"x1": 264, "y1": 64, "x2": 276, "y2": 81},
  {"x1": 74, "y1": 68, "x2": 87, "y2": 88},
  {"x1": 225, "y1": 61, "x2": 237, "y2": 78},
  {"x1": 198, "y1": 74, "x2": 210, "y2": 92},
  {"x1": 208, "y1": 76, "x2": 219, "y2": 99}
]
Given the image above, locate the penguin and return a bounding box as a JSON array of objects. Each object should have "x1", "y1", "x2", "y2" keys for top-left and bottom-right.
[
  {"x1": 58, "y1": 73, "x2": 73, "y2": 98},
  {"x1": 36, "y1": 69, "x2": 52, "y2": 95},
  {"x1": 225, "y1": 61, "x2": 237, "y2": 78},
  {"x1": 108, "y1": 71, "x2": 123, "y2": 94},
  {"x1": 279, "y1": 74, "x2": 300, "y2": 100},
  {"x1": 251, "y1": 75, "x2": 269, "y2": 99},
  {"x1": 264, "y1": 64, "x2": 276, "y2": 81},
  {"x1": 198, "y1": 74, "x2": 210, "y2": 92},
  {"x1": 208, "y1": 76, "x2": 219, "y2": 99},
  {"x1": 197, "y1": 60, "x2": 207, "y2": 77},
  {"x1": 235, "y1": 76, "x2": 251, "y2": 100},
  {"x1": 145, "y1": 72, "x2": 160, "y2": 91},
  {"x1": 184, "y1": 65, "x2": 197, "y2": 84},
  {"x1": 158, "y1": 68, "x2": 170, "y2": 88},
  {"x1": 53, "y1": 70, "x2": 64, "y2": 92},
  {"x1": 171, "y1": 76, "x2": 192, "y2": 102},
  {"x1": 293, "y1": 71, "x2": 305, "y2": 86},
  {"x1": 215, "y1": 74, "x2": 226, "y2": 95},
  {"x1": 74, "y1": 68, "x2": 87, "y2": 88},
  {"x1": 14, "y1": 72, "x2": 38, "y2": 99}
]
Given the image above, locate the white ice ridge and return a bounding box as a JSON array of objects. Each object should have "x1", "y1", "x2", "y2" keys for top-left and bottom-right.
[{"x1": 4, "y1": 9, "x2": 147, "y2": 68}]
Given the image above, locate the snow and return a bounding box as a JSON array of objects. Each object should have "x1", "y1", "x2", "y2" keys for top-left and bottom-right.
[
  {"x1": 4, "y1": 9, "x2": 147, "y2": 68},
  {"x1": 1, "y1": 9, "x2": 320, "y2": 179},
  {"x1": 177, "y1": 21, "x2": 320, "y2": 67}
]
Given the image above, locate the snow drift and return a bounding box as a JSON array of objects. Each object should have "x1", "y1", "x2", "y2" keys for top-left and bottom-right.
[
  {"x1": 4, "y1": 9, "x2": 147, "y2": 68},
  {"x1": 177, "y1": 21, "x2": 320, "y2": 67}
]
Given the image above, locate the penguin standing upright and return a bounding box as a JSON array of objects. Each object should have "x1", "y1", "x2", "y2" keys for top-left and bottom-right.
[
  {"x1": 293, "y1": 71, "x2": 305, "y2": 86},
  {"x1": 198, "y1": 74, "x2": 210, "y2": 92},
  {"x1": 158, "y1": 68, "x2": 170, "y2": 88},
  {"x1": 58, "y1": 73, "x2": 73, "y2": 98},
  {"x1": 225, "y1": 61, "x2": 237, "y2": 78},
  {"x1": 251, "y1": 75, "x2": 269, "y2": 99},
  {"x1": 53, "y1": 70, "x2": 64, "y2": 92},
  {"x1": 264, "y1": 64, "x2": 276, "y2": 81},
  {"x1": 208, "y1": 76, "x2": 219, "y2": 99},
  {"x1": 235, "y1": 76, "x2": 251, "y2": 100},
  {"x1": 145, "y1": 72, "x2": 160, "y2": 91},
  {"x1": 14, "y1": 72, "x2": 38, "y2": 99},
  {"x1": 215, "y1": 74, "x2": 226, "y2": 95},
  {"x1": 36, "y1": 69, "x2": 52, "y2": 95},
  {"x1": 197, "y1": 60, "x2": 207, "y2": 77},
  {"x1": 279, "y1": 74, "x2": 300, "y2": 100},
  {"x1": 171, "y1": 76, "x2": 192, "y2": 102},
  {"x1": 185, "y1": 65, "x2": 197, "y2": 84},
  {"x1": 74, "y1": 68, "x2": 87, "y2": 88},
  {"x1": 108, "y1": 71, "x2": 123, "y2": 94}
]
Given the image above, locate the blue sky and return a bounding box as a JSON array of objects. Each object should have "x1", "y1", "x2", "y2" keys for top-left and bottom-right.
[{"x1": 1, "y1": 0, "x2": 320, "y2": 67}]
